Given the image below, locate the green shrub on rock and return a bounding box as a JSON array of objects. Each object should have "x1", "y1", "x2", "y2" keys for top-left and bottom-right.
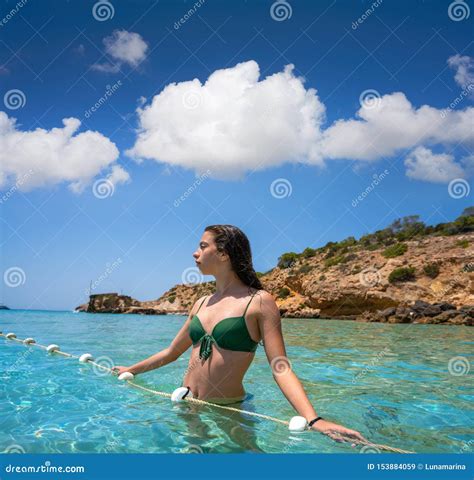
[
  {"x1": 382, "y1": 243, "x2": 408, "y2": 258},
  {"x1": 423, "y1": 263, "x2": 440, "y2": 278},
  {"x1": 388, "y1": 267, "x2": 416, "y2": 283},
  {"x1": 277, "y1": 287, "x2": 291, "y2": 299},
  {"x1": 278, "y1": 252, "x2": 299, "y2": 269}
]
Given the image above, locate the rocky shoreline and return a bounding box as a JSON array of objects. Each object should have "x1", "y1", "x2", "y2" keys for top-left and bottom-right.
[
  {"x1": 75, "y1": 294, "x2": 473, "y2": 326},
  {"x1": 75, "y1": 213, "x2": 473, "y2": 326}
]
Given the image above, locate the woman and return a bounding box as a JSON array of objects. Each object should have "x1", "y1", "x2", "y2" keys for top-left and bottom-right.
[{"x1": 113, "y1": 224, "x2": 366, "y2": 443}]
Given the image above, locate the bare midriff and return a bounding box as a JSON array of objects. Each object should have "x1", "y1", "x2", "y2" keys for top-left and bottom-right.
[{"x1": 182, "y1": 344, "x2": 255, "y2": 400}]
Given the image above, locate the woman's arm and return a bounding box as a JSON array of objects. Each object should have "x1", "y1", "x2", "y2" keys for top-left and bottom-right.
[
  {"x1": 256, "y1": 291, "x2": 367, "y2": 442},
  {"x1": 112, "y1": 296, "x2": 202, "y2": 376}
]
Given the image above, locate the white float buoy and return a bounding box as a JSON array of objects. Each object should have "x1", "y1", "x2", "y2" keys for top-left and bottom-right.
[
  {"x1": 6, "y1": 333, "x2": 16, "y2": 339},
  {"x1": 288, "y1": 416, "x2": 308, "y2": 432},
  {"x1": 171, "y1": 386, "x2": 193, "y2": 402},
  {"x1": 46, "y1": 344, "x2": 60, "y2": 353},
  {"x1": 118, "y1": 372, "x2": 134, "y2": 381},
  {"x1": 79, "y1": 353, "x2": 94, "y2": 363},
  {"x1": 23, "y1": 338, "x2": 35, "y2": 344}
]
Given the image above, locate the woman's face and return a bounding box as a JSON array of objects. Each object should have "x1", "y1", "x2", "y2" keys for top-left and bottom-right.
[{"x1": 193, "y1": 231, "x2": 226, "y2": 275}]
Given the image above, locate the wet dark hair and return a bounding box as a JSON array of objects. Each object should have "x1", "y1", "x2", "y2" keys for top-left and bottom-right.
[{"x1": 204, "y1": 224, "x2": 263, "y2": 292}]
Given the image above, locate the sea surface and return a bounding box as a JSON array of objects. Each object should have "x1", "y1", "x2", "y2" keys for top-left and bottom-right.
[{"x1": 1, "y1": 309, "x2": 472, "y2": 454}]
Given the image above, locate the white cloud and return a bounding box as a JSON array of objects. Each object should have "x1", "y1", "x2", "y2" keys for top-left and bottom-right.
[
  {"x1": 404, "y1": 146, "x2": 465, "y2": 183},
  {"x1": 91, "y1": 62, "x2": 120, "y2": 74},
  {"x1": 320, "y1": 91, "x2": 474, "y2": 161},
  {"x1": 0, "y1": 112, "x2": 126, "y2": 193},
  {"x1": 105, "y1": 164, "x2": 130, "y2": 188},
  {"x1": 92, "y1": 30, "x2": 148, "y2": 73},
  {"x1": 447, "y1": 54, "x2": 474, "y2": 90},
  {"x1": 127, "y1": 60, "x2": 326, "y2": 179},
  {"x1": 126, "y1": 60, "x2": 474, "y2": 182}
]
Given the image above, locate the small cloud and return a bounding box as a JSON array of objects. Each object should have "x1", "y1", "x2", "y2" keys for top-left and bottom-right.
[
  {"x1": 104, "y1": 30, "x2": 148, "y2": 66},
  {"x1": 74, "y1": 44, "x2": 86, "y2": 56},
  {"x1": 107, "y1": 164, "x2": 130, "y2": 187},
  {"x1": 91, "y1": 62, "x2": 121, "y2": 74},
  {"x1": 404, "y1": 146, "x2": 465, "y2": 183},
  {"x1": 447, "y1": 54, "x2": 474, "y2": 94},
  {"x1": 0, "y1": 65, "x2": 10, "y2": 75},
  {"x1": 92, "y1": 30, "x2": 148, "y2": 73}
]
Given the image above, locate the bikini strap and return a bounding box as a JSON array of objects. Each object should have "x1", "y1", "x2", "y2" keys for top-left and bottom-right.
[
  {"x1": 195, "y1": 296, "x2": 208, "y2": 314},
  {"x1": 242, "y1": 291, "x2": 258, "y2": 318}
]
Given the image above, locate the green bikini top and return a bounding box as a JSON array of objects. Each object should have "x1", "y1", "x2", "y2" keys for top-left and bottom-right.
[{"x1": 189, "y1": 293, "x2": 259, "y2": 362}]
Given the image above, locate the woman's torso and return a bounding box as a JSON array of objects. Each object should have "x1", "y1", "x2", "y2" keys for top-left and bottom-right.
[{"x1": 182, "y1": 291, "x2": 261, "y2": 399}]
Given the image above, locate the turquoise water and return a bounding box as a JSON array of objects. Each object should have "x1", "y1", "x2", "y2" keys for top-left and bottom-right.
[{"x1": 1, "y1": 309, "x2": 472, "y2": 454}]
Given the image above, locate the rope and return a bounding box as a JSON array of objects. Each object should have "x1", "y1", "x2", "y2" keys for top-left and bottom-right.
[{"x1": 0, "y1": 332, "x2": 413, "y2": 453}]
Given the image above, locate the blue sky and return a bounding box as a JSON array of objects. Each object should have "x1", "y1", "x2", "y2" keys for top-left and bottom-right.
[{"x1": 0, "y1": 0, "x2": 473, "y2": 310}]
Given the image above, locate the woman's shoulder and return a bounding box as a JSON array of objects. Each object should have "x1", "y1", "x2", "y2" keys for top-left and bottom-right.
[{"x1": 250, "y1": 289, "x2": 277, "y2": 307}]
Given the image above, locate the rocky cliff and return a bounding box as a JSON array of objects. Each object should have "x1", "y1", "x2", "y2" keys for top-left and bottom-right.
[{"x1": 76, "y1": 211, "x2": 474, "y2": 325}]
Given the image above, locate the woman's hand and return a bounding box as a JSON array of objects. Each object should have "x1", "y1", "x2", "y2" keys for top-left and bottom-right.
[
  {"x1": 111, "y1": 366, "x2": 134, "y2": 376},
  {"x1": 311, "y1": 419, "x2": 368, "y2": 444}
]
